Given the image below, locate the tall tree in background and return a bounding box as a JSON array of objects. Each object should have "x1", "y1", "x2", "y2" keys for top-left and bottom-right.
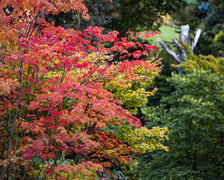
[
  {"x1": 193, "y1": 0, "x2": 224, "y2": 56},
  {"x1": 204, "y1": 0, "x2": 224, "y2": 36},
  {"x1": 46, "y1": 0, "x2": 186, "y2": 34},
  {"x1": 46, "y1": 0, "x2": 118, "y2": 30},
  {"x1": 110, "y1": 0, "x2": 186, "y2": 34}
]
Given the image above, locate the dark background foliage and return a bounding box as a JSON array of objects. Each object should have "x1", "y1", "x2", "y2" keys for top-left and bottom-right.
[{"x1": 136, "y1": 71, "x2": 224, "y2": 179}]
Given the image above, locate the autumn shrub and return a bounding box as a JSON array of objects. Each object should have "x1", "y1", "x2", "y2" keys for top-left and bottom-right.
[{"x1": 0, "y1": 1, "x2": 169, "y2": 179}]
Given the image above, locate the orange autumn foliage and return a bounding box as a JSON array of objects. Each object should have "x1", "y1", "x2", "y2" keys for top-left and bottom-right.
[{"x1": 0, "y1": 0, "x2": 166, "y2": 179}]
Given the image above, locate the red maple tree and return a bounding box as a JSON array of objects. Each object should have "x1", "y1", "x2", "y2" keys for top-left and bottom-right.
[{"x1": 0, "y1": 1, "x2": 165, "y2": 179}]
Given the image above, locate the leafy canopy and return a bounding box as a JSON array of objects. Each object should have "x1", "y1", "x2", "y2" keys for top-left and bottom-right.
[{"x1": 0, "y1": 0, "x2": 168, "y2": 179}]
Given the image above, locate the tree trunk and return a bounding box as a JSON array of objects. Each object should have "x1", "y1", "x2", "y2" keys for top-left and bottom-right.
[{"x1": 157, "y1": 24, "x2": 202, "y2": 75}]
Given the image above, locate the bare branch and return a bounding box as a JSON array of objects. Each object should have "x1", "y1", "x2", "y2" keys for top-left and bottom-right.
[
  {"x1": 180, "y1": 24, "x2": 190, "y2": 43},
  {"x1": 157, "y1": 38, "x2": 180, "y2": 63},
  {"x1": 172, "y1": 38, "x2": 182, "y2": 49},
  {"x1": 191, "y1": 28, "x2": 202, "y2": 52}
]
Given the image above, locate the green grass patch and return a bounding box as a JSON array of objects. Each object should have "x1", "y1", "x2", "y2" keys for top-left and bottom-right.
[
  {"x1": 157, "y1": 25, "x2": 180, "y2": 42},
  {"x1": 186, "y1": 0, "x2": 198, "y2": 6},
  {"x1": 142, "y1": 25, "x2": 180, "y2": 51}
]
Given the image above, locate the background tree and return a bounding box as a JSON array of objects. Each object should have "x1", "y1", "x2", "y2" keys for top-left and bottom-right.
[
  {"x1": 45, "y1": 0, "x2": 118, "y2": 30},
  {"x1": 109, "y1": 0, "x2": 186, "y2": 35},
  {"x1": 188, "y1": 0, "x2": 224, "y2": 56},
  {"x1": 47, "y1": 0, "x2": 186, "y2": 34},
  {"x1": 136, "y1": 55, "x2": 224, "y2": 179}
]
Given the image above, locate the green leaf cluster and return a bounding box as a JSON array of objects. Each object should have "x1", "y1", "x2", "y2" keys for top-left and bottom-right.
[
  {"x1": 137, "y1": 70, "x2": 224, "y2": 179},
  {"x1": 116, "y1": 124, "x2": 169, "y2": 153},
  {"x1": 103, "y1": 65, "x2": 159, "y2": 115}
]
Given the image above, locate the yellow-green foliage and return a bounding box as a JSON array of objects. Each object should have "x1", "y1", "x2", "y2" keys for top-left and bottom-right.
[
  {"x1": 174, "y1": 42, "x2": 224, "y2": 76},
  {"x1": 104, "y1": 79, "x2": 156, "y2": 115},
  {"x1": 103, "y1": 60, "x2": 160, "y2": 115},
  {"x1": 214, "y1": 30, "x2": 224, "y2": 44},
  {"x1": 116, "y1": 125, "x2": 169, "y2": 153},
  {"x1": 181, "y1": 54, "x2": 224, "y2": 76}
]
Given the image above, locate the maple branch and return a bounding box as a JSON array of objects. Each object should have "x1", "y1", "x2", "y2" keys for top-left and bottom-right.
[
  {"x1": 25, "y1": 10, "x2": 40, "y2": 38},
  {"x1": 90, "y1": 75, "x2": 110, "y2": 82},
  {"x1": 0, "y1": 106, "x2": 19, "y2": 179},
  {"x1": 35, "y1": 162, "x2": 45, "y2": 179},
  {"x1": 80, "y1": 62, "x2": 108, "y2": 85},
  {"x1": 9, "y1": 119, "x2": 24, "y2": 178},
  {"x1": 34, "y1": 8, "x2": 46, "y2": 38},
  {"x1": 61, "y1": 66, "x2": 68, "y2": 83}
]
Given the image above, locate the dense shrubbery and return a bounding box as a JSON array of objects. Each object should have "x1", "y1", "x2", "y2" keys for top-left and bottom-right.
[{"x1": 137, "y1": 54, "x2": 224, "y2": 179}]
